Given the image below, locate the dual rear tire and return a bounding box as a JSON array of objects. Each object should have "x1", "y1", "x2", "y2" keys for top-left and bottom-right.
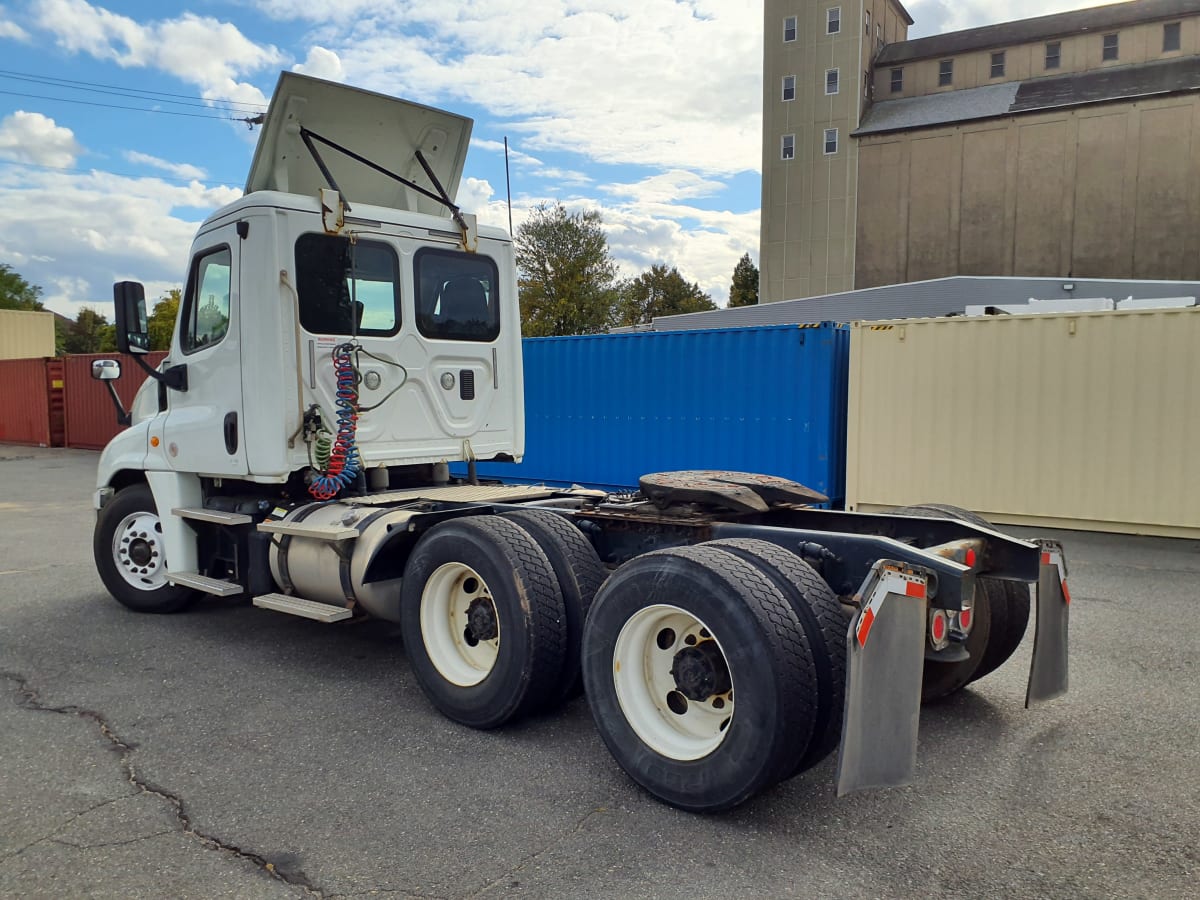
[
  {"x1": 582, "y1": 540, "x2": 847, "y2": 813},
  {"x1": 398, "y1": 511, "x2": 605, "y2": 729}
]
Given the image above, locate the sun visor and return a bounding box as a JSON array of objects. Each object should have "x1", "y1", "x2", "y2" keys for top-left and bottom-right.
[{"x1": 245, "y1": 72, "x2": 473, "y2": 215}]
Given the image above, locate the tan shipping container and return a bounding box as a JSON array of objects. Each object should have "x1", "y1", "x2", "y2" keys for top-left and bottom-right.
[
  {"x1": 846, "y1": 307, "x2": 1200, "y2": 539},
  {"x1": 0, "y1": 309, "x2": 56, "y2": 360}
]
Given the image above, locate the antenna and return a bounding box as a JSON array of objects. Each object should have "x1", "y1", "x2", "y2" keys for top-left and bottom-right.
[{"x1": 504, "y1": 136, "x2": 514, "y2": 236}]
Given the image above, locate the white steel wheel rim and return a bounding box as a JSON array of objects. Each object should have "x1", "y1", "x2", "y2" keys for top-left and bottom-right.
[
  {"x1": 420, "y1": 562, "x2": 500, "y2": 687},
  {"x1": 613, "y1": 604, "x2": 735, "y2": 761},
  {"x1": 112, "y1": 511, "x2": 168, "y2": 591}
]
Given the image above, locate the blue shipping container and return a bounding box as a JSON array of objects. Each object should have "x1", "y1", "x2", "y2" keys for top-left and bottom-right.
[{"x1": 458, "y1": 324, "x2": 850, "y2": 503}]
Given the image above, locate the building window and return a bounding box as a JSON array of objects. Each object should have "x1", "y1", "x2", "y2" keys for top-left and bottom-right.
[
  {"x1": 782, "y1": 75, "x2": 796, "y2": 101},
  {"x1": 991, "y1": 51, "x2": 1006, "y2": 78},
  {"x1": 877, "y1": 24, "x2": 884, "y2": 54},
  {"x1": 781, "y1": 134, "x2": 795, "y2": 160},
  {"x1": 827, "y1": 7, "x2": 841, "y2": 35},
  {"x1": 1164, "y1": 22, "x2": 1181, "y2": 52},
  {"x1": 825, "y1": 68, "x2": 839, "y2": 95},
  {"x1": 865, "y1": 10, "x2": 871, "y2": 35},
  {"x1": 823, "y1": 128, "x2": 839, "y2": 155},
  {"x1": 890, "y1": 67, "x2": 904, "y2": 92},
  {"x1": 1045, "y1": 41, "x2": 1061, "y2": 69},
  {"x1": 864, "y1": 70, "x2": 870, "y2": 99},
  {"x1": 1102, "y1": 33, "x2": 1119, "y2": 61},
  {"x1": 938, "y1": 59, "x2": 953, "y2": 86},
  {"x1": 783, "y1": 16, "x2": 797, "y2": 42}
]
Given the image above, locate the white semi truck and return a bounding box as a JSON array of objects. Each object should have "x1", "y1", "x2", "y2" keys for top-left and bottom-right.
[{"x1": 90, "y1": 73, "x2": 1069, "y2": 812}]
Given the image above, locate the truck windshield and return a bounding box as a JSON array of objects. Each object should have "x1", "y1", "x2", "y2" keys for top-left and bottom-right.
[
  {"x1": 295, "y1": 233, "x2": 401, "y2": 336},
  {"x1": 415, "y1": 247, "x2": 500, "y2": 342}
]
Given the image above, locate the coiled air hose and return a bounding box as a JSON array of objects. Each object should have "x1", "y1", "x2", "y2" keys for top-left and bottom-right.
[{"x1": 308, "y1": 342, "x2": 362, "y2": 500}]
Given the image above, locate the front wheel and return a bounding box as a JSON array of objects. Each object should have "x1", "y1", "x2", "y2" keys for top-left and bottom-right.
[{"x1": 93, "y1": 483, "x2": 197, "y2": 614}]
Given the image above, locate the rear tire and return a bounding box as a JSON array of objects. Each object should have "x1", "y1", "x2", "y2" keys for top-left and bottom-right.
[
  {"x1": 897, "y1": 504, "x2": 1027, "y2": 686},
  {"x1": 702, "y1": 538, "x2": 849, "y2": 774},
  {"x1": 582, "y1": 545, "x2": 819, "y2": 812},
  {"x1": 93, "y1": 483, "x2": 197, "y2": 614},
  {"x1": 502, "y1": 509, "x2": 607, "y2": 705},
  {"x1": 399, "y1": 516, "x2": 568, "y2": 729},
  {"x1": 894, "y1": 503, "x2": 1028, "y2": 698}
]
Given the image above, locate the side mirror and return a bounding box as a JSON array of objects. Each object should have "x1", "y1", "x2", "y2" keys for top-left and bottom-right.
[
  {"x1": 113, "y1": 281, "x2": 150, "y2": 354},
  {"x1": 91, "y1": 359, "x2": 122, "y2": 381}
]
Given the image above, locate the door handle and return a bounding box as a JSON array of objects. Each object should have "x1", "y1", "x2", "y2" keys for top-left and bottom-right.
[{"x1": 224, "y1": 412, "x2": 239, "y2": 455}]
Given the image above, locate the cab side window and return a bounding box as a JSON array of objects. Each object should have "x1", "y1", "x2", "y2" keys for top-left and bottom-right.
[{"x1": 181, "y1": 246, "x2": 232, "y2": 354}]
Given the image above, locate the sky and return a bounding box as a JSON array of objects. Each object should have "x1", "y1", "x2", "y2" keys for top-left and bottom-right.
[{"x1": 0, "y1": 0, "x2": 1110, "y2": 319}]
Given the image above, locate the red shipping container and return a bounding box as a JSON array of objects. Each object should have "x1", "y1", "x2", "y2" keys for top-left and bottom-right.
[
  {"x1": 63, "y1": 352, "x2": 169, "y2": 450},
  {"x1": 0, "y1": 358, "x2": 54, "y2": 446}
]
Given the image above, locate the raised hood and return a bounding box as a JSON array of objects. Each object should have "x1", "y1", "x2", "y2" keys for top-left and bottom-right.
[{"x1": 246, "y1": 72, "x2": 473, "y2": 216}]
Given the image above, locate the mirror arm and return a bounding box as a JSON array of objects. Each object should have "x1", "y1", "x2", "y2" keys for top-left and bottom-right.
[
  {"x1": 101, "y1": 381, "x2": 132, "y2": 427},
  {"x1": 129, "y1": 354, "x2": 188, "y2": 392}
]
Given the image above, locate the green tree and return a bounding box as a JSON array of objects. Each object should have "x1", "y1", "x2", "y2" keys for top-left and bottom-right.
[
  {"x1": 64, "y1": 306, "x2": 111, "y2": 354},
  {"x1": 616, "y1": 264, "x2": 716, "y2": 327},
  {"x1": 728, "y1": 253, "x2": 759, "y2": 308},
  {"x1": 515, "y1": 202, "x2": 620, "y2": 336},
  {"x1": 0, "y1": 263, "x2": 44, "y2": 311},
  {"x1": 148, "y1": 288, "x2": 181, "y2": 350}
]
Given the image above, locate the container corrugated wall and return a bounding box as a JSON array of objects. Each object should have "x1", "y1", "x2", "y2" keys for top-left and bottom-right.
[
  {"x1": 465, "y1": 324, "x2": 849, "y2": 501},
  {"x1": 846, "y1": 308, "x2": 1200, "y2": 538},
  {"x1": 0, "y1": 358, "x2": 53, "y2": 445},
  {"x1": 64, "y1": 352, "x2": 168, "y2": 450},
  {"x1": 0, "y1": 309, "x2": 57, "y2": 359}
]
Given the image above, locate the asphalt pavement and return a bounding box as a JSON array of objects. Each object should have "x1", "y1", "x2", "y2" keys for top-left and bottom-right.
[{"x1": 1, "y1": 445, "x2": 1197, "y2": 899}]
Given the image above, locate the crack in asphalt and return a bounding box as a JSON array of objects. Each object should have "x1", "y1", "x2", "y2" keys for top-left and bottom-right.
[
  {"x1": 1, "y1": 670, "x2": 323, "y2": 897},
  {"x1": 463, "y1": 807, "x2": 606, "y2": 899},
  {"x1": 0, "y1": 795, "x2": 130, "y2": 864}
]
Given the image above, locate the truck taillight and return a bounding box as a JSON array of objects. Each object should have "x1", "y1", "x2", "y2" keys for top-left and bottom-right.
[{"x1": 928, "y1": 609, "x2": 949, "y2": 650}]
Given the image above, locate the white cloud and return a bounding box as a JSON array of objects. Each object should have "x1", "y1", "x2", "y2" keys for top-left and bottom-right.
[
  {"x1": 293, "y1": 46, "x2": 346, "y2": 82},
  {"x1": 905, "y1": 1, "x2": 1117, "y2": 36},
  {"x1": 0, "y1": 8, "x2": 30, "y2": 41},
  {"x1": 0, "y1": 111, "x2": 82, "y2": 168},
  {"x1": 602, "y1": 170, "x2": 726, "y2": 204},
  {"x1": 123, "y1": 151, "x2": 206, "y2": 181},
  {"x1": 32, "y1": 0, "x2": 282, "y2": 108},
  {"x1": 0, "y1": 165, "x2": 240, "y2": 317},
  {"x1": 250, "y1": 1, "x2": 762, "y2": 177}
]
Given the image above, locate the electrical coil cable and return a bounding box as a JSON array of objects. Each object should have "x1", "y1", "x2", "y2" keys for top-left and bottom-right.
[{"x1": 308, "y1": 342, "x2": 362, "y2": 500}]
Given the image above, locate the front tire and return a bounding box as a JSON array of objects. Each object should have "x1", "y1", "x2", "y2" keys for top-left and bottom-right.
[
  {"x1": 399, "y1": 516, "x2": 568, "y2": 729},
  {"x1": 582, "y1": 545, "x2": 819, "y2": 812},
  {"x1": 93, "y1": 483, "x2": 197, "y2": 614}
]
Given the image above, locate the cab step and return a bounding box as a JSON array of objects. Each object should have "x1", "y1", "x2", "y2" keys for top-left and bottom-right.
[
  {"x1": 166, "y1": 571, "x2": 243, "y2": 596},
  {"x1": 172, "y1": 507, "x2": 253, "y2": 526},
  {"x1": 257, "y1": 521, "x2": 359, "y2": 541},
  {"x1": 253, "y1": 593, "x2": 353, "y2": 623}
]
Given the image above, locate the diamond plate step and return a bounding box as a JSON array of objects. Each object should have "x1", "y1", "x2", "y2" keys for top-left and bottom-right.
[
  {"x1": 253, "y1": 593, "x2": 353, "y2": 623},
  {"x1": 166, "y1": 571, "x2": 242, "y2": 597},
  {"x1": 173, "y1": 507, "x2": 253, "y2": 525}
]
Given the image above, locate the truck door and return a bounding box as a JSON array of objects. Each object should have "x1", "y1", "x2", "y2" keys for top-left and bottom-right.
[{"x1": 162, "y1": 224, "x2": 248, "y2": 476}]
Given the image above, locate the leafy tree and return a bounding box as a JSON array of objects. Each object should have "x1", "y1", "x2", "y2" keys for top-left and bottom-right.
[
  {"x1": 728, "y1": 253, "x2": 759, "y2": 308},
  {"x1": 0, "y1": 263, "x2": 45, "y2": 311},
  {"x1": 616, "y1": 264, "x2": 716, "y2": 327},
  {"x1": 64, "y1": 307, "x2": 111, "y2": 354},
  {"x1": 148, "y1": 288, "x2": 181, "y2": 351},
  {"x1": 515, "y1": 202, "x2": 621, "y2": 336}
]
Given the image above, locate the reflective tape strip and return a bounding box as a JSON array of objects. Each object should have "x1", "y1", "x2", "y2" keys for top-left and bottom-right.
[
  {"x1": 856, "y1": 571, "x2": 927, "y2": 647},
  {"x1": 1041, "y1": 550, "x2": 1071, "y2": 605}
]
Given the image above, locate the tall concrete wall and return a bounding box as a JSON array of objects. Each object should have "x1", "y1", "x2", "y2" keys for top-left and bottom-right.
[{"x1": 855, "y1": 92, "x2": 1200, "y2": 286}]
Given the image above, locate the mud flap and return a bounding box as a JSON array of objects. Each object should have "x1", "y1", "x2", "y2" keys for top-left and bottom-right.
[
  {"x1": 836, "y1": 562, "x2": 930, "y2": 797},
  {"x1": 1026, "y1": 540, "x2": 1070, "y2": 707}
]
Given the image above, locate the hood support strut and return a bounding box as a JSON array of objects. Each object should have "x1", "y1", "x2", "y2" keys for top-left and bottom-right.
[{"x1": 299, "y1": 126, "x2": 475, "y2": 250}]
